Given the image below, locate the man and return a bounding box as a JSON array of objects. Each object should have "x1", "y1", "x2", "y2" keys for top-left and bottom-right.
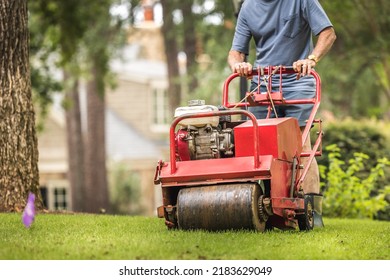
[{"x1": 228, "y1": 0, "x2": 336, "y2": 227}]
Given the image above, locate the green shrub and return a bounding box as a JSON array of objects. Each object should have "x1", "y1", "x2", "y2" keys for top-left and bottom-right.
[
  {"x1": 319, "y1": 144, "x2": 390, "y2": 219},
  {"x1": 317, "y1": 118, "x2": 390, "y2": 170},
  {"x1": 108, "y1": 162, "x2": 143, "y2": 215}
]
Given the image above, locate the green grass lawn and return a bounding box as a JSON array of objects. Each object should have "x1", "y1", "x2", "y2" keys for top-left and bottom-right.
[{"x1": 0, "y1": 213, "x2": 389, "y2": 260}]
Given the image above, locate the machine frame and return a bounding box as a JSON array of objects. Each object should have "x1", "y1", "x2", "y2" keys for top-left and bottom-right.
[{"x1": 154, "y1": 66, "x2": 323, "y2": 231}]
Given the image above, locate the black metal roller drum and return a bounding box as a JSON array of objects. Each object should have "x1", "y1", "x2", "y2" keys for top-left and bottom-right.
[{"x1": 177, "y1": 183, "x2": 265, "y2": 231}]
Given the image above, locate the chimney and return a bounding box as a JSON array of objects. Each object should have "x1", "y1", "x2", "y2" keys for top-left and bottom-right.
[{"x1": 142, "y1": 0, "x2": 154, "y2": 22}]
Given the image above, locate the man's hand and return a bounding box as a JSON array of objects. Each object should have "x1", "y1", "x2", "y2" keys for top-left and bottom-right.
[
  {"x1": 233, "y1": 61, "x2": 253, "y2": 77},
  {"x1": 293, "y1": 59, "x2": 316, "y2": 80},
  {"x1": 228, "y1": 50, "x2": 253, "y2": 77}
]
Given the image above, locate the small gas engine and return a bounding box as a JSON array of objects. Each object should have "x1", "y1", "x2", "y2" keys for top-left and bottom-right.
[{"x1": 174, "y1": 100, "x2": 235, "y2": 161}]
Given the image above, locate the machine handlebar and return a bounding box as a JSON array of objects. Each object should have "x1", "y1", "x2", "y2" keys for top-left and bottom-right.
[
  {"x1": 222, "y1": 65, "x2": 321, "y2": 108},
  {"x1": 221, "y1": 65, "x2": 322, "y2": 164},
  {"x1": 232, "y1": 65, "x2": 299, "y2": 78}
]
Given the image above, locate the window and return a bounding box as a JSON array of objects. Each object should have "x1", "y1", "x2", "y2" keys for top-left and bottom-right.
[
  {"x1": 39, "y1": 181, "x2": 70, "y2": 211},
  {"x1": 151, "y1": 87, "x2": 170, "y2": 132},
  {"x1": 54, "y1": 188, "x2": 68, "y2": 210}
]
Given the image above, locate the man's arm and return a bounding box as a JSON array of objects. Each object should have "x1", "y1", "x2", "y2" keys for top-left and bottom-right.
[
  {"x1": 310, "y1": 26, "x2": 337, "y2": 62},
  {"x1": 228, "y1": 50, "x2": 252, "y2": 76},
  {"x1": 293, "y1": 26, "x2": 337, "y2": 77}
]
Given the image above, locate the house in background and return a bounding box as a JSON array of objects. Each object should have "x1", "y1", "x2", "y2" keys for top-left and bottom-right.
[
  {"x1": 38, "y1": 3, "x2": 171, "y2": 216},
  {"x1": 38, "y1": 110, "x2": 70, "y2": 211}
]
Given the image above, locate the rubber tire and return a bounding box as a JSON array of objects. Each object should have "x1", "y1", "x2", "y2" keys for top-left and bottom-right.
[{"x1": 298, "y1": 195, "x2": 314, "y2": 231}]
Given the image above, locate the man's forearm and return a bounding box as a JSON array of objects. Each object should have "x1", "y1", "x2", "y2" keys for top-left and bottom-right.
[{"x1": 311, "y1": 27, "x2": 337, "y2": 62}]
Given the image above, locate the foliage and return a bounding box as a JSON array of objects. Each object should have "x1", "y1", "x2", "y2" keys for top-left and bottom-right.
[
  {"x1": 1, "y1": 213, "x2": 389, "y2": 260},
  {"x1": 318, "y1": 118, "x2": 390, "y2": 169},
  {"x1": 31, "y1": 68, "x2": 62, "y2": 131},
  {"x1": 319, "y1": 0, "x2": 390, "y2": 119},
  {"x1": 317, "y1": 118, "x2": 390, "y2": 220},
  {"x1": 159, "y1": 0, "x2": 239, "y2": 109},
  {"x1": 108, "y1": 162, "x2": 142, "y2": 215},
  {"x1": 29, "y1": 4, "x2": 63, "y2": 130},
  {"x1": 28, "y1": 0, "x2": 130, "y2": 116},
  {"x1": 319, "y1": 144, "x2": 390, "y2": 219},
  {"x1": 29, "y1": 1, "x2": 132, "y2": 212}
]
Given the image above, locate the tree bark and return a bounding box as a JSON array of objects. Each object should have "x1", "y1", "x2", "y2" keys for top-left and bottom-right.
[
  {"x1": 160, "y1": 0, "x2": 181, "y2": 112},
  {"x1": 0, "y1": 0, "x2": 42, "y2": 211},
  {"x1": 63, "y1": 70, "x2": 86, "y2": 212},
  {"x1": 84, "y1": 62, "x2": 110, "y2": 213}
]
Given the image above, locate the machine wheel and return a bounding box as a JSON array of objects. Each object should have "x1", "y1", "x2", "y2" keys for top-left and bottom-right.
[
  {"x1": 257, "y1": 195, "x2": 269, "y2": 222},
  {"x1": 298, "y1": 195, "x2": 314, "y2": 231},
  {"x1": 177, "y1": 183, "x2": 266, "y2": 231}
]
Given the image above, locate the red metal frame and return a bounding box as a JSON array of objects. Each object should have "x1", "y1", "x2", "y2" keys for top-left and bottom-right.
[
  {"x1": 156, "y1": 110, "x2": 278, "y2": 189},
  {"x1": 222, "y1": 66, "x2": 323, "y2": 192},
  {"x1": 168, "y1": 110, "x2": 261, "y2": 174}
]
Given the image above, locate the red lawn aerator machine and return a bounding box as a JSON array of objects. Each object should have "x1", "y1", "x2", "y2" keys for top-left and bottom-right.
[{"x1": 154, "y1": 66, "x2": 323, "y2": 231}]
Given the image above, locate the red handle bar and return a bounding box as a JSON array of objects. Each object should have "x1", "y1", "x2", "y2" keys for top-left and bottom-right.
[{"x1": 222, "y1": 65, "x2": 321, "y2": 151}]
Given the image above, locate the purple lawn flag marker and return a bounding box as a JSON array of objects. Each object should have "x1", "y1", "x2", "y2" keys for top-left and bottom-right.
[{"x1": 22, "y1": 192, "x2": 36, "y2": 228}]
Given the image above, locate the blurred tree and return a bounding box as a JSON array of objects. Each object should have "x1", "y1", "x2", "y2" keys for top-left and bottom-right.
[
  {"x1": 82, "y1": 0, "x2": 126, "y2": 213},
  {"x1": 29, "y1": 0, "x2": 129, "y2": 213},
  {"x1": 191, "y1": 0, "x2": 240, "y2": 105},
  {"x1": 29, "y1": 0, "x2": 92, "y2": 212},
  {"x1": 0, "y1": 0, "x2": 43, "y2": 211},
  {"x1": 160, "y1": 0, "x2": 237, "y2": 109},
  {"x1": 319, "y1": 0, "x2": 390, "y2": 119},
  {"x1": 160, "y1": 0, "x2": 181, "y2": 111}
]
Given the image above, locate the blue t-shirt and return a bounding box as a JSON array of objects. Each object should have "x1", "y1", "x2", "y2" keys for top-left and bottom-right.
[{"x1": 231, "y1": 0, "x2": 333, "y2": 91}]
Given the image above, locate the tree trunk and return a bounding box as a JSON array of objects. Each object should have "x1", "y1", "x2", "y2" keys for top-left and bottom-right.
[
  {"x1": 0, "y1": 0, "x2": 43, "y2": 212},
  {"x1": 63, "y1": 70, "x2": 86, "y2": 212},
  {"x1": 160, "y1": 0, "x2": 182, "y2": 112},
  {"x1": 180, "y1": 2, "x2": 199, "y2": 91},
  {"x1": 84, "y1": 62, "x2": 110, "y2": 213}
]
